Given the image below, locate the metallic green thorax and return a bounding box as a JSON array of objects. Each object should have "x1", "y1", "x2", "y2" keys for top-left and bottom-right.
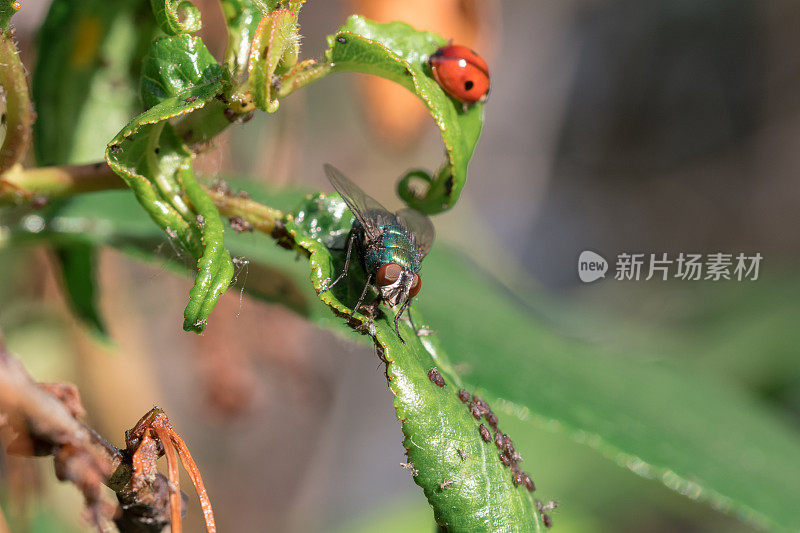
[{"x1": 358, "y1": 224, "x2": 420, "y2": 275}]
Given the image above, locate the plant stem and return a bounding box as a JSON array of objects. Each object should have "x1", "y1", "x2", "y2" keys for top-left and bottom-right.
[
  {"x1": 0, "y1": 32, "x2": 33, "y2": 175},
  {"x1": 1, "y1": 162, "x2": 286, "y2": 236},
  {"x1": 276, "y1": 59, "x2": 333, "y2": 99},
  {"x1": 0, "y1": 162, "x2": 127, "y2": 204},
  {"x1": 205, "y1": 186, "x2": 284, "y2": 235}
]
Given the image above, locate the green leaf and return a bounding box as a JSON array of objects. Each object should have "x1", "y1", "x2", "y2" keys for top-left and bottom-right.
[
  {"x1": 285, "y1": 193, "x2": 544, "y2": 530},
  {"x1": 248, "y1": 8, "x2": 299, "y2": 112},
  {"x1": 54, "y1": 242, "x2": 108, "y2": 340},
  {"x1": 14, "y1": 185, "x2": 800, "y2": 531},
  {"x1": 221, "y1": 0, "x2": 262, "y2": 82},
  {"x1": 106, "y1": 34, "x2": 232, "y2": 332},
  {"x1": 0, "y1": 0, "x2": 19, "y2": 32},
  {"x1": 32, "y1": 0, "x2": 155, "y2": 166},
  {"x1": 0, "y1": 30, "x2": 32, "y2": 175},
  {"x1": 150, "y1": 0, "x2": 202, "y2": 36},
  {"x1": 140, "y1": 34, "x2": 224, "y2": 109},
  {"x1": 325, "y1": 16, "x2": 485, "y2": 215}
]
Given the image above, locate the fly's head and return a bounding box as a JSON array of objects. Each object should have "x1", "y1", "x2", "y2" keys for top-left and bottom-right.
[{"x1": 376, "y1": 262, "x2": 421, "y2": 307}]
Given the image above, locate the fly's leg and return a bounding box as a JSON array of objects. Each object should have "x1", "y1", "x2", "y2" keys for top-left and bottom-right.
[
  {"x1": 317, "y1": 232, "x2": 356, "y2": 295},
  {"x1": 393, "y1": 298, "x2": 411, "y2": 345},
  {"x1": 351, "y1": 273, "x2": 373, "y2": 319}
]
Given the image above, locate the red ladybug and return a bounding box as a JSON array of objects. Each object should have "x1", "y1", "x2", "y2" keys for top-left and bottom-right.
[{"x1": 428, "y1": 44, "x2": 490, "y2": 105}]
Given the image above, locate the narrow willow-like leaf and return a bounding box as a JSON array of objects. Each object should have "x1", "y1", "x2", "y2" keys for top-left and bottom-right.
[
  {"x1": 54, "y1": 243, "x2": 109, "y2": 340},
  {"x1": 248, "y1": 9, "x2": 299, "y2": 112},
  {"x1": 0, "y1": 31, "x2": 31, "y2": 175},
  {"x1": 106, "y1": 33, "x2": 232, "y2": 332},
  {"x1": 285, "y1": 194, "x2": 544, "y2": 530},
  {"x1": 221, "y1": 0, "x2": 262, "y2": 82},
  {"x1": 32, "y1": 0, "x2": 155, "y2": 166},
  {"x1": 30, "y1": 0, "x2": 154, "y2": 334},
  {"x1": 325, "y1": 16, "x2": 484, "y2": 215},
  {"x1": 150, "y1": 0, "x2": 202, "y2": 36}
]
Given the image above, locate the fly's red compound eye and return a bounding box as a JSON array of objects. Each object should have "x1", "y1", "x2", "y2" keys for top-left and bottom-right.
[
  {"x1": 428, "y1": 44, "x2": 490, "y2": 105},
  {"x1": 377, "y1": 263, "x2": 402, "y2": 286},
  {"x1": 409, "y1": 274, "x2": 421, "y2": 297}
]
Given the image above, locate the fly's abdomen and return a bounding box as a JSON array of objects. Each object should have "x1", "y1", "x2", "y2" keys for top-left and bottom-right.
[{"x1": 363, "y1": 225, "x2": 420, "y2": 274}]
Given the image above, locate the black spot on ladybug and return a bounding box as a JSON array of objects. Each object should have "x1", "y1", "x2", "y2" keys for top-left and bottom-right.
[
  {"x1": 427, "y1": 367, "x2": 445, "y2": 387},
  {"x1": 479, "y1": 424, "x2": 491, "y2": 442},
  {"x1": 464, "y1": 80, "x2": 474, "y2": 91},
  {"x1": 336, "y1": 36, "x2": 347, "y2": 44},
  {"x1": 457, "y1": 389, "x2": 470, "y2": 403}
]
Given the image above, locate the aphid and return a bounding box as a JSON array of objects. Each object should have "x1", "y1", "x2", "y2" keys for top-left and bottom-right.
[
  {"x1": 457, "y1": 389, "x2": 470, "y2": 403},
  {"x1": 400, "y1": 462, "x2": 418, "y2": 476},
  {"x1": 469, "y1": 403, "x2": 482, "y2": 419},
  {"x1": 457, "y1": 449, "x2": 468, "y2": 461},
  {"x1": 499, "y1": 452, "x2": 511, "y2": 466},
  {"x1": 428, "y1": 44, "x2": 490, "y2": 105},
  {"x1": 485, "y1": 411, "x2": 498, "y2": 427},
  {"x1": 478, "y1": 424, "x2": 491, "y2": 442},
  {"x1": 229, "y1": 216, "x2": 254, "y2": 233},
  {"x1": 537, "y1": 500, "x2": 558, "y2": 528},
  {"x1": 494, "y1": 431, "x2": 505, "y2": 450},
  {"x1": 503, "y1": 436, "x2": 516, "y2": 457},
  {"x1": 439, "y1": 480, "x2": 454, "y2": 490},
  {"x1": 522, "y1": 473, "x2": 535, "y2": 492},
  {"x1": 513, "y1": 471, "x2": 524, "y2": 486},
  {"x1": 319, "y1": 164, "x2": 435, "y2": 343},
  {"x1": 472, "y1": 396, "x2": 490, "y2": 415},
  {"x1": 427, "y1": 367, "x2": 445, "y2": 387},
  {"x1": 184, "y1": 96, "x2": 199, "y2": 103}
]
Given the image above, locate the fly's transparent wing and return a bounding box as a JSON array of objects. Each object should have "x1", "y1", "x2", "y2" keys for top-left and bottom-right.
[
  {"x1": 396, "y1": 207, "x2": 435, "y2": 257},
  {"x1": 324, "y1": 164, "x2": 393, "y2": 240}
]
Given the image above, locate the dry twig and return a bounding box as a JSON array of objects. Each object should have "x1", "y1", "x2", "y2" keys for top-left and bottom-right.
[{"x1": 0, "y1": 341, "x2": 214, "y2": 532}]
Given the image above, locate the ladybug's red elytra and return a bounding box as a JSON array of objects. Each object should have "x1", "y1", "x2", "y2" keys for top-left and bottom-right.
[{"x1": 428, "y1": 44, "x2": 490, "y2": 105}]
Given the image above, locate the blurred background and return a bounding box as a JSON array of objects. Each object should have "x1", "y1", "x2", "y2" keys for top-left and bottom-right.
[{"x1": 2, "y1": 0, "x2": 800, "y2": 531}]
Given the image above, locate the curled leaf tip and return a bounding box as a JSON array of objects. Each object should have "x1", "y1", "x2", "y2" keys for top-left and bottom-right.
[{"x1": 151, "y1": 0, "x2": 202, "y2": 36}]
